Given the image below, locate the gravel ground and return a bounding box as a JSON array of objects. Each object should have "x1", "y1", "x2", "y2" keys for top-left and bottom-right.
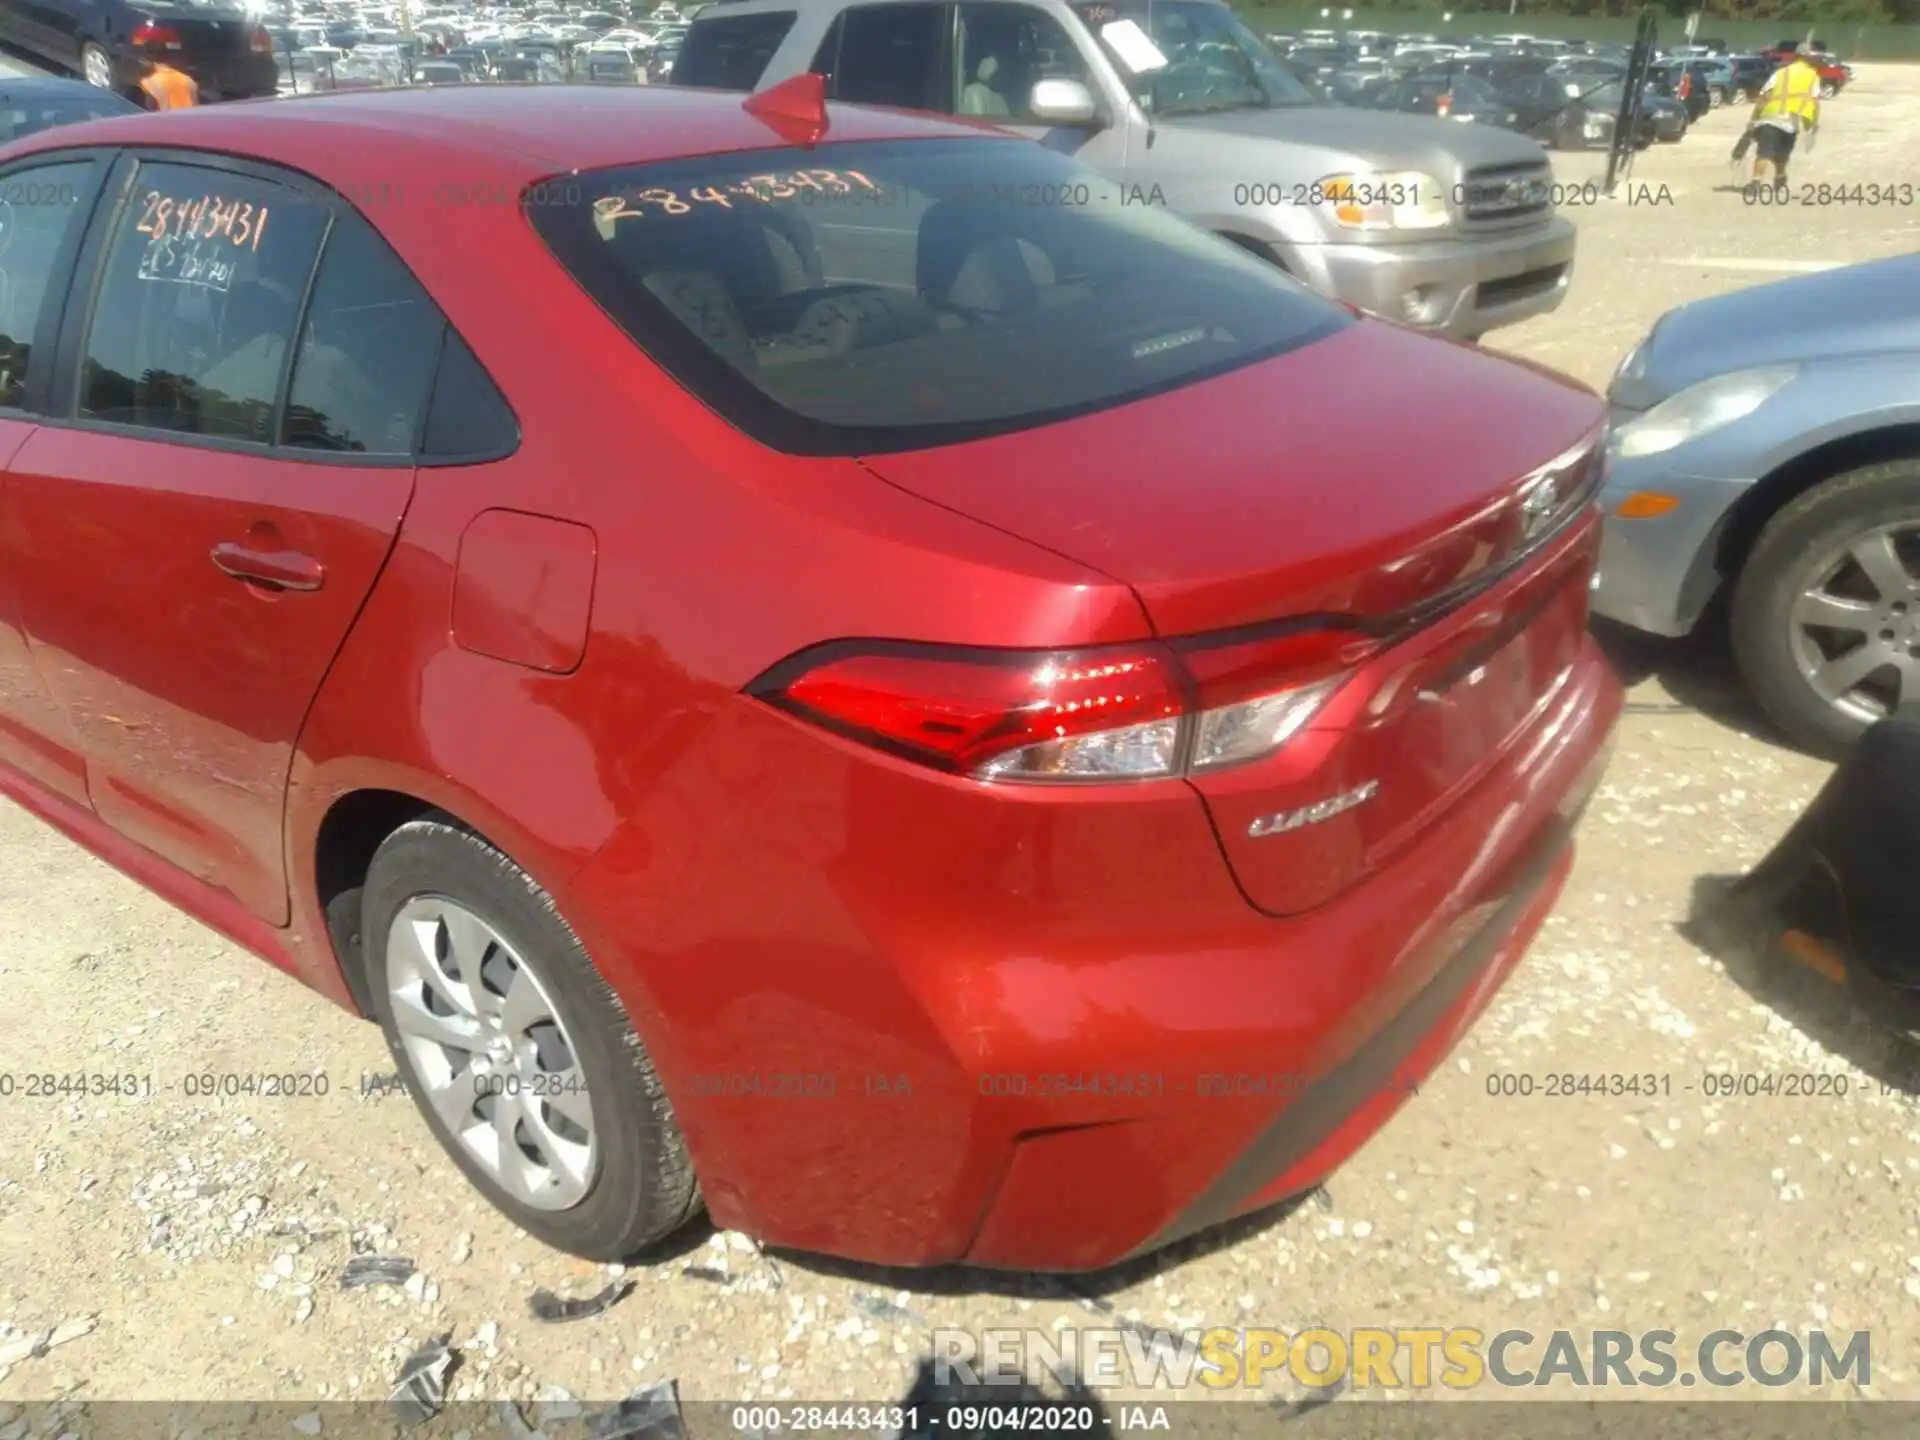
[{"x1": 2, "y1": 61, "x2": 1920, "y2": 1426}]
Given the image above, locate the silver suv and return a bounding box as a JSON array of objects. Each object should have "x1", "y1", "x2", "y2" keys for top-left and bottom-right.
[{"x1": 671, "y1": 0, "x2": 1576, "y2": 339}]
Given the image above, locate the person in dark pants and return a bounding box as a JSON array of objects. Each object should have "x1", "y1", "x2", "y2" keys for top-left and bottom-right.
[{"x1": 1744, "y1": 46, "x2": 1821, "y2": 191}]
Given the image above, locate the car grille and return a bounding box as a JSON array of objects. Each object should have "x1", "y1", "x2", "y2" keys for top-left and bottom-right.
[
  {"x1": 1458, "y1": 162, "x2": 1555, "y2": 226},
  {"x1": 1475, "y1": 264, "x2": 1568, "y2": 311}
]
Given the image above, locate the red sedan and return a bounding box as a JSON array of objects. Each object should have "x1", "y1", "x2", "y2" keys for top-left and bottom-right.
[{"x1": 0, "y1": 81, "x2": 1620, "y2": 1268}]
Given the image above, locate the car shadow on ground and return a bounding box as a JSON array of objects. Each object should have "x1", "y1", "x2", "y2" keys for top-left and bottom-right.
[
  {"x1": 1678, "y1": 870, "x2": 1920, "y2": 1101},
  {"x1": 758, "y1": 1193, "x2": 1314, "y2": 1302},
  {"x1": 1589, "y1": 614, "x2": 1799, "y2": 748}
]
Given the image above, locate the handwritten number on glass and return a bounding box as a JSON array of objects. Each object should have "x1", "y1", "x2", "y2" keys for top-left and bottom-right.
[
  {"x1": 135, "y1": 190, "x2": 270, "y2": 251},
  {"x1": 590, "y1": 170, "x2": 880, "y2": 235}
]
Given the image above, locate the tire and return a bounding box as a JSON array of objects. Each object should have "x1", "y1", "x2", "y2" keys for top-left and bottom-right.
[
  {"x1": 363, "y1": 817, "x2": 700, "y2": 1259},
  {"x1": 1819, "y1": 81, "x2": 1837, "y2": 99},
  {"x1": 80, "y1": 41, "x2": 113, "y2": 91},
  {"x1": 1730, "y1": 460, "x2": 1920, "y2": 760}
]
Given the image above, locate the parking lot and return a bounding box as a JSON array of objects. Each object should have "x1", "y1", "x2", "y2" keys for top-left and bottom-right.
[{"x1": 1, "y1": 56, "x2": 1919, "y2": 1423}]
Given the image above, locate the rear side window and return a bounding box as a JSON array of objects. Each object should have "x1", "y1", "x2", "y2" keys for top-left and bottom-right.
[
  {"x1": 421, "y1": 330, "x2": 518, "y2": 461},
  {"x1": 673, "y1": 11, "x2": 796, "y2": 90},
  {"x1": 526, "y1": 138, "x2": 1348, "y2": 456},
  {"x1": 814, "y1": 4, "x2": 950, "y2": 111},
  {"x1": 0, "y1": 162, "x2": 96, "y2": 410},
  {"x1": 78, "y1": 164, "x2": 329, "y2": 442},
  {"x1": 281, "y1": 210, "x2": 444, "y2": 455}
]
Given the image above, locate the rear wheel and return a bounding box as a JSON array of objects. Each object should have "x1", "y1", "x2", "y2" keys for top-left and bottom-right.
[
  {"x1": 1819, "y1": 81, "x2": 1838, "y2": 99},
  {"x1": 1731, "y1": 461, "x2": 1920, "y2": 759},
  {"x1": 364, "y1": 817, "x2": 700, "y2": 1259},
  {"x1": 80, "y1": 42, "x2": 112, "y2": 90}
]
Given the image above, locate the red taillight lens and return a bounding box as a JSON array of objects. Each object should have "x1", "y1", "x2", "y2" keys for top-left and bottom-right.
[
  {"x1": 761, "y1": 645, "x2": 1186, "y2": 781},
  {"x1": 133, "y1": 22, "x2": 183, "y2": 50},
  {"x1": 751, "y1": 632, "x2": 1364, "y2": 786},
  {"x1": 250, "y1": 25, "x2": 274, "y2": 53}
]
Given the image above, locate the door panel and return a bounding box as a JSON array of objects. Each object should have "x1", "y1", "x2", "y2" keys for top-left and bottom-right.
[
  {"x1": 0, "y1": 416, "x2": 94, "y2": 808},
  {"x1": 6, "y1": 428, "x2": 413, "y2": 921}
]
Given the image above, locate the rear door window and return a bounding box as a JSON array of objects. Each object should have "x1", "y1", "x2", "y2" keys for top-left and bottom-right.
[
  {"x1": 78, "y1": 163, "x2": 329, "y2": 443},
  {"x1": 0, "y1": 161, "x2": 98, "y2": 411},
  {"x1": 814, "y1": 3, "x2": 951, "y2": 111},
  {"x1": 674, "y1": 10, "x2": 797, "y2": 90},
  {"x1": 527, "y1": 137, "x2": 1348, "y2": 456}
]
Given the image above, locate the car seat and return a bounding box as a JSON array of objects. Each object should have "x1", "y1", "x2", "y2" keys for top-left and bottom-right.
[
  {"x1": 916, "y1": 201, "x2": 1062, "y2": 318},
  {"x1": 960, "y1": 56, "x2": 1012, "y2": 116}
]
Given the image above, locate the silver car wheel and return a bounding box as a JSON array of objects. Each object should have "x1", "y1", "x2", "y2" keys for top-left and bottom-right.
[
  {"x1": 1788, "y1": 523, "x2": 1920, "y2": 726},
  {"x1": 82, "y1": 45, "x2": 113, "y2": 89},
  {"x1": 385, "y1": 895, "x2": 598, "y2": 1211}
]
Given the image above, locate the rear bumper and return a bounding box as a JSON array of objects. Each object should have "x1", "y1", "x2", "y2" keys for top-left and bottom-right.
[
  {"x1": 563, "y1": 629, "x2": 1622, "y2": 1270},
  {"x1": 1302, "y1": 215, "x2": 1575, "y2": 340}
]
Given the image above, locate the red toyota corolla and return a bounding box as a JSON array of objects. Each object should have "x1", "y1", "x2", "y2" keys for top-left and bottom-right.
[{"x1": 0, "y1": 81, "x2": 1619, "y2": 1269}]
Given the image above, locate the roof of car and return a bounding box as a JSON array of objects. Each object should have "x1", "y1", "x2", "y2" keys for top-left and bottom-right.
[
  {"x1": 0, "y1": 76, "x2": 128, "y2": 103},
  {"x1": 0, "y1": 84, "x2": 1014, "y2": 178}
]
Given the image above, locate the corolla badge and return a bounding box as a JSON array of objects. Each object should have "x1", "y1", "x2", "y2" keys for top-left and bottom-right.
[{"x1": 1247, "y1": 779, "x2": 1381, "y2": 839}]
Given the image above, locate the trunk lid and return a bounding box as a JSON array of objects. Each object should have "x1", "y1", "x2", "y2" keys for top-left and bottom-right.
[{"x1": 861, "y1": 319, "x2": 1606, "y2": 914}]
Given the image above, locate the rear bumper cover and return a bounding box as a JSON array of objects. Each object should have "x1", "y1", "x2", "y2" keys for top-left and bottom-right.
[{"x1": 563, "y1": 628, "x2": 1621, "y2": 1270}]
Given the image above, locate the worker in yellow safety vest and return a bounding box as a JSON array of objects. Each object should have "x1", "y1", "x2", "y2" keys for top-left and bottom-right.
[
  {"x1": 1746, "y1": 48, "x2": 1820, "y2": 191},
  {"x1": 138, "y1": 62, "x2": 200, "y2": 110}
]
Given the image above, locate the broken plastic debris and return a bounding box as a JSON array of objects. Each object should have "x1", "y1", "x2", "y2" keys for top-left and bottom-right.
[
  {"x1": 388, "y1": 1333, "x2": 455, "y2": 1429},
  {"x1": 0, "y1": 1316, "x2": 96, "y2": 1366},
  {"x1": 679, "y1": 1264, "x2": 728, "y2": 1284},
  {"x1": 586, "y1": 1379, "x2": 688, "y2": 1440},
  {"x1": 527, "y1": 1278, "x2": 635, "y2": 1323},
  {"x1": 342, "y1": 1255, "x2": 417, "y2": 1289}
]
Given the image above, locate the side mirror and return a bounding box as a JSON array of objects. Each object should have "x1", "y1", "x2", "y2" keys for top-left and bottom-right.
[{"x1": 1028, "y1": 77, "x2": 1101, "y2": 125}]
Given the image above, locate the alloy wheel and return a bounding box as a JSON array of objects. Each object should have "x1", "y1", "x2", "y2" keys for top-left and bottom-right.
[
  {"x1": 385, "y1": 895, "x2": 598, "y2": 1210},
  {"x1": 1787, "y1": 523, "x2": 1920, "y2": 728},
  {"x1": 83, "y1": 46, "x2": 112, "y2": 89}
]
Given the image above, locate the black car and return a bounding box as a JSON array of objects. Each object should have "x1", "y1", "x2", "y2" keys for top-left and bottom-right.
[
  {"x1": 1649, "y1": 60, "x2": 1713, "y2": 122},
  {"x1": 582, "y1": 49, "x2": 637, "y2": 83},
  {"x1": 1371, "y1": 71, "x2": 1517, "y2": 129},
  {"x1": 1482, "y1": 68, "x2": 1607, "y2": 150},
  {"x1": 645, "y1": 29, "x2": 685, "y2": 83},
  {"x1": 0, "y1": 73, "x2": 136, "y2": 140},
  {"x1": 0, "y1": 0, "x2": 280, "y2": 104}
]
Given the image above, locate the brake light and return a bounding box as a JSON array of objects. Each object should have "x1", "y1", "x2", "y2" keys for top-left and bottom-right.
[
  {"x1": 251, "y1": 25, "x2": 274, "y2": 53},
  {"x1": 1436, "y1": 91, "x2": 1451, "y2": 116},
  {"x1": 750, "y1": 627, "x2": 1372, "y2": 785},
  {"x1": 132, "y1": 21, "x2": 183, "y2": 50}
]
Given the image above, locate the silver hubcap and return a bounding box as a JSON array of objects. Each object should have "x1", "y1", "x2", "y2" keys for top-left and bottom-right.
[
  {"x1": 83, "y1": 48, "x2": 111, "y2": 88},
  {"x1": 1789, "y1": 523, "x2": 1920, "y2": 726},
  {"x1": 385, "y1": 896, "x2": 598, "y2": 1210}
]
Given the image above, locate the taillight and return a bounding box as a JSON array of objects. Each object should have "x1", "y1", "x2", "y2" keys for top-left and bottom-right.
[
  {"x1": 1436, "y1": 91, "x2": 1452, "y2": 117},
  {"x1": 749, "y1": 628, "x2": 1373, "y2": 786},
  {"x1": 250, "y1": 25, "x2": 274, "y2": 53},
  {"x1": 132, "y1": 21, "x2": 183, "y2": 50},
  {"x1": 1175, "y1": 627, "x2": 1379, "y2": 774}
]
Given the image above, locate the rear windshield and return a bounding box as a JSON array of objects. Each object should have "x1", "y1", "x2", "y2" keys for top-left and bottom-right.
[{"x1": 526, "y1": 138, "x2": 1349, "y2": 455}]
